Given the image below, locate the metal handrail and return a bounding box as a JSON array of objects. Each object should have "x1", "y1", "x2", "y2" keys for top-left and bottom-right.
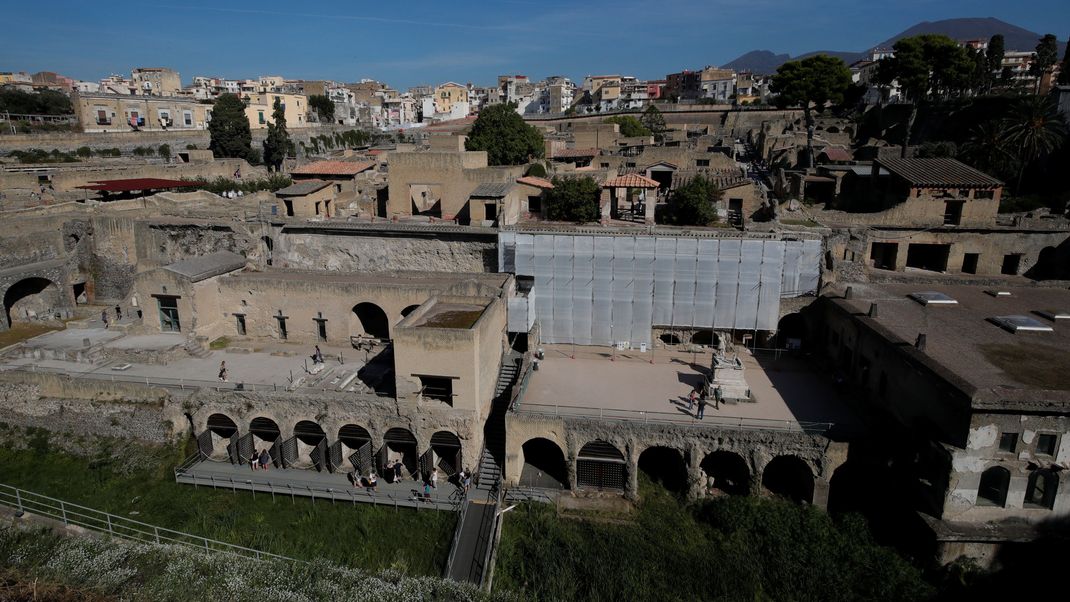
[
  {"x1": 511, "y1": 402, "x2": 833, "y2": 434},
  {"x1": 477, "y1": 479, "x2": 505, "y2": 590},
  {"x1": 173, "y1": 455, "x2": 462, "y2": 512},
  {"x1": 443, "y1": 489, "x2": 471, "y2": 578},
  {"x1": 0, "y1": 482, "x2": 296, "y2": 562}
]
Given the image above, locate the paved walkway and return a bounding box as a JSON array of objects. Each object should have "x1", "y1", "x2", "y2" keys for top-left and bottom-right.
[{"x1": 177, "y1": 458, "x2": 462, "y2": 511}]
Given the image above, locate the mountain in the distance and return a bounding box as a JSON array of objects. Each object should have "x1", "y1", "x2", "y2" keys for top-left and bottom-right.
[{"x1": 723, "y1": 17, "x2": 1064, "y2": 74}]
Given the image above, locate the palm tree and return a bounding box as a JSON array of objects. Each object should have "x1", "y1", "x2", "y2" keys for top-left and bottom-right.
[
  {"x1": 999, "y1": 95, "x2": 1068, "y2": 193},
  {"x1": 959, "y1": 121, "x2": 1020, "y2": 183}
]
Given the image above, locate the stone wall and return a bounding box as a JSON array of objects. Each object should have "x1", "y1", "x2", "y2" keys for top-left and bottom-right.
[{"x1": 275, "y1": 228, "x2": 498, "y2": 273}]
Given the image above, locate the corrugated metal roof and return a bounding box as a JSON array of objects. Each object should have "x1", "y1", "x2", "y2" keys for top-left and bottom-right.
[
  {"x1": 275, "y1": 179, "x2": 330, "y2": 196},
  {"x1": 163, "y1": 251, "x2": 245, "y2": 282},
  {"x1": 878, "y1": 158, "x2": 1002, "y2": 188},
  {"x1": 470, "y1": 182, "x2": 514, "y2": 197}
]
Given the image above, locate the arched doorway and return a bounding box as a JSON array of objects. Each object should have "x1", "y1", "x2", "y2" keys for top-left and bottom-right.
[
  {"x1": 429, "y1": 431, "x2": 462, "y2": 477},
  {"x1": 261, "y1": 236, "x2": 274, "y2": 266},
  {"x1": 520, "y1": 438, "x2": 568, "y2": 489},
  {"x1": 4, "y1": 277, "x2": 60, "y2": 327},
  {"x1": 977, "y1": 466, "x2": 1011, "y2": 507},
  {"x1": 338, "y1": 424, "x2": 373, "y2": 474},
  {"x1": 762, "y1": 455, "x2": 815, "y2": 503},
  {"x1": 352, "y1": 302, "x2": 389, "y2": 339},
  {"x1": 691, "y1": 330, "x2": 716, "y2": 346},
  {"x1": 659, "y1": 332, "x2": 681, "y2": 345},
  {"x1": 293, "y1": 420, "x2": 327, "y2": 471},
  {"x1": 249, "y1": 417, "x2": 281, "y2": 468},
  {"x1": 381, "y1": 427, "x2": 418, "y2": 482},
  {"x1": 775, "y1": 313, "x2": 806, "y2": 350},
  {"x1": 700, "y1": 450, "x2": 750, "y2": 496},
  {"x1": 1025, "y1": 469, "x2": 1058, "y2": 509},
  {"x1": 204, "y1": 413, "x2": 238, "y2": 462},
  {"x1": 401, "y1": 304, "x2": 421, "y2": 318},
  {"x1": 577, "y1": 440, "x2": 626, "y2": 492},
  {"x1": 638, "y1": 446, "x2": 688, "y2": 493}
]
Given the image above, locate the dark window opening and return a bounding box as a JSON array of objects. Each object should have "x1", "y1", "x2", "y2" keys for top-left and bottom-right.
[
  {"x1": 485, "y1": 202, "x2": 497, "y2": 221},
  {"x1": 418, "y1": 375, "x2": 454, "y2": 404},
  {"x1": 1025, "y1": 469, "x2": 1057, "y2": 509},
  {"x1": 943, "y1": 201, "x2": 964, "y2": 225},
  {"x1": 906, "y1": 243, "x2": 950, "y2": 272},
  {"x1": 1001, "y1": 254, "x2": 1022, "y2": 275},
  {"x1": 156, "y1": 296, "x2": 180, "y2": 332},
  {"x1": 275, "y1": 312, "x2": 288, "y2": 340},
  {"x1": 998, "y1": 432, "x2": 1018, "y2": 453},
  {"x1": 528, "y1": 195, "x2": 542, "y2": 213},
  {"x1": 962, "y1": 253, "x2": 979, "y2": 274},
  {"x1": 870, "y1": 242, "x2": 898, "y2": 270},
  {"x1": 235, "y1": 314, "x2": 246, "y2": 335},
  {"x1": 975, "y1": 190, "x2": 995, "y2": 200},
  {"x1": 314, "y1": 312, "x2": 327, "y2": 341},
  {"x1": 1036, "y1": 434, "x2": 1057, "y2": 456},
  {"x1": 283, "y1": 200, "x2": 294, "y2": 217}
]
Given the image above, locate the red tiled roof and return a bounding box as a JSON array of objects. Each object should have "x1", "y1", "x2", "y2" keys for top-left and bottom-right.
[
  {"x1": 552, "y1": 147, "x2": 600, "y2": 159},
  {"x1": 76, "y1": 178, "x2": 204, "y2": 192},
  {"x1": 818, "y1": 148, "x2": 852, "y2": 162},
  {"x1": 516, "y1": 176, "x2": 554, "y2": 189},
  {"x1": 290, "y1": 160, "x2": 375, "y2": 176},
  {"x1": 367, "y1": 149, "x2": 385, "y2": 156},
  {"x1": 603, "y1": 173, "x2": 660, "y2": 188}
]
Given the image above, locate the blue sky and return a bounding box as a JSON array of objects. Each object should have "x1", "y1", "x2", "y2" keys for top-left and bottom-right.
[{"x1": 3, "y1": 1, "x2": 1068, "y2": 89}]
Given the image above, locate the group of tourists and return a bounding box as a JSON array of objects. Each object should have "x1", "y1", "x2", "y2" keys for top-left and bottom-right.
[
  {"x1": 687, "y1": 384, "x2": 723, "y2": 419},
  {"x1": 100, "y1": 305, "x2": 123, "y2": 329},
  {"x1": 248, "y1": 448, "x2": 272, "y2": 470}
]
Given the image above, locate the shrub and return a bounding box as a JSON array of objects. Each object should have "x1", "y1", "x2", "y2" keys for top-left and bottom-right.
[
  {"x1": 525, "y1": 163, "x2": 548, "y2": 178},
  {"x1": 75, "y1": 146, "x2": 92, "y2": 158},
  {"x1": 544, "y1": 176, "x2": 601, "y2": 222}
]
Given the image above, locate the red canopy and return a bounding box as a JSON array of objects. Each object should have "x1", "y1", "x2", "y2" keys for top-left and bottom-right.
[{"x1": 76, "y1": 178, "x2": 205, "y2": 192}]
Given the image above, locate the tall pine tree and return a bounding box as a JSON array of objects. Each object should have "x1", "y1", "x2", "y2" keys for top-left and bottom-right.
[
  {"x1": 208, "y1": 94, "x2": 253, "y2": 161},
  {"x1": 262, "y1": 97, "x2": 293, "y2": 172}
]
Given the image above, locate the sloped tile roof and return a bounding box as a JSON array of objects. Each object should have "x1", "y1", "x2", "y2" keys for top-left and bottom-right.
[
  {"x1": 275, "y1": 179, "x2": 330, "y2": 196},
  {"x1": 516, "y1": 176, "x2": 554, "y2": 189},
  {"x1": 552, "y1": 147, "x2": 600, "y2": 159},
  {"x1": 603, "y1": 173, "x2": 660, "y2": 188},
  {"x1": 878, "y1": 158, "x2": 1002, "y2": 188},
  {"x1": 470, "y1": 182, "x2": 514, "y2": 197},
  {"x1": 290, "y1": 160, "x2": 375, "y2": 176}
]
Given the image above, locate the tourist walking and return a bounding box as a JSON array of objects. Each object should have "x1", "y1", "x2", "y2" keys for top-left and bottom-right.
[
  {"x1": 313, "y1": 344, "x2": 323, "y2": 364},
  {"x1": 115, "y1": 305, "x2": 122, "y2": 321},
  {"x1": 430, "y1": 468, "x2": 439, "y2": 489},
  {"x1": 218, "y1": 361, "x2": 228, "y2": 382},
  {"x1": 463, "y1": 469, "x2": 472, "y2": 494},
  {"x1": 697, "y1": 393, "x2": 708, "y2": 420},
  {"x1": 393, "y1": 460, "x2": 403, "y2": 482},
  {"x1": 250, "y1": 449, "x2": 260, "y2": 470},
  {"x1": 101, "y1": 310, "x2": 109, "y2": 329},
  {"x1": 688, "y1": 388, "x2": 698, "y2": 411},
  {"x1": 259, "y1": 449, "x2": 270, "y2": 470}
]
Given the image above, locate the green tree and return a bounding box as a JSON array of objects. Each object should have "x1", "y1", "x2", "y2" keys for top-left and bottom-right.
[
  {"x1": 0, "y1": 89, "x2": 73, "y2": 115},
  {"x1": 639, "y1": 105, "x2": 667, "y2": 137},
  {"x1": 465, "y1": 103, "x2": 544, "y2": 166},
  {"x1": 1030, "y1": 34, "x2": 1060, "y2": 79},
  {"x1": 999, "y1": 95, "x2": 1068, "y2": 192},
  {"x1": 880, "y1": 35, "x2": 973, "y2": 157},
  {"x1": 658, "y1": 175, "x2": 722, "y2": 226},
  {"x1": 544, "y1": 176, "x2": 601, "y2": 222},
  {"x1": 75, "y1": 146, "x2": 92, "y2": 158},
  {"x1": 525, "y1": 163, "x2": 547, "y2": 178},
  {"x1": 208, "y1": 93, "x2": 253, "y2": 161},
  {"x1": 986, "y1": 34, "x2": 1006, "y2": 89},
  {"x1": 769, "y1": 54, "x2": 853, "y2": 167},
  {"x1": 157, "y1": 144, "x2": 171, "y2": 161},
  {"x1": 262, "y1": 97, "x2": 293, "y2": 172},
  {"x1": 603, "y1": 115, "x2": 652, "y2": 137},
  {"x1": 959, "y1": 121, "x2": 1020, "y2": 185},
  {"x1": 307, "y1": 95, "x2": 335, "y2": 123},
  {"x1": 1059, "y1": 37, "x2": 1070, "y2": 85}
]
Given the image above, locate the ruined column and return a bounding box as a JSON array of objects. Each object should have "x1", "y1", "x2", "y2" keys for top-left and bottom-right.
[
  {"x1": 644, "y1": 190, "x2": 656, "y2": 225},
  {"x1": 687, "y1": 442, "x2": 706, "y2": 500}
]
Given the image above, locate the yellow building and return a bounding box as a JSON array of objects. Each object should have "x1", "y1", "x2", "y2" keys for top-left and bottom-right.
[
  {"x1": 434, "y1": 82, "x2": 468, "y2": 114},
  {"x1": 71, "y1": 92, "x2": 211, "y2": 133},
  {"x1": 131, "y1": 67, "x2": 182, "y2": 96},
  {"x1": 243, "y1": 92, "x2": 309, "y2": 129}
]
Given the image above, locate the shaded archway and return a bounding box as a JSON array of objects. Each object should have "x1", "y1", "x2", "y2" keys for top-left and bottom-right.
[
  {"x1": 4, "y1": 277, "x2": 59, "y2": 327},
  {"x1": 1025, "y1": 469, "x2": 1058, "y2": 509},
  {"x1": 381, "y1": 427, "x2": 418, "y2": 482},
  {"x1": 293, "y1": 420, "x2": 327, "y2": 471},
  {"x1": 401, "y1": 304, "x2": 421, "y2": 318},
  {"x1": 700, "y1": 450, "x2": 750, "y2": 496},
  {"x1": 638, "y1": 446, "x2": 688, "y2": 493},
  {"x1": 338, "y1": 424, "x2": 373, "y2": 474},
  {"x1": 249, "y1": 416, "x2": 281, "y2": 468},
  {"x1": 977, "y1": 466, "x2": 1011, "y2": 507},
  {"x1": 261, "y1": 236, "x2": 274, "y2": 266},
  {"x1": 691, "y1": 330, "x2": 717, "y2": 346},
  {"x1": 429, "y1": 431, "x2": 462, "y2": 476},
  {"x1": 659, "y1": 332, "x2": 681, "y2": 345},
  {"x1": 577, "y1": 440, "x2": 626, "y2": 491},
  {"x1": 775, "y1": 313, "x2": 806, "y2": 350},
  {"x1": 762, "y1": 455, "x2": 815, "y2": 503},
  {"x1": 352, "y1": 302, "x2": 389, "y2": 339},
  {"x1": 204, "y1": 413, "x2": 238, "y2": 461},
  {"x1": 520, "y1": 437, "x2": 569, "y2": 489}
]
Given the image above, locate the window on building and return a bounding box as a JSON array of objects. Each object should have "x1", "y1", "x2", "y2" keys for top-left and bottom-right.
[
  {"x1": 258, "y1": 111, "x2": 266, "y2": 124},
  {"x1": 696, "y1": 159, "x2": 710, "y2": 167},
  {"x1": 870, "y1": 242, "x2": 898, "y2": 270},
  {"x1": 976, "y1": 466, "x2": 1010, "y2": 507},
  {"x1": 1025, "y1": 469, "x2": 1058, "y2": 509},
  {"x1": 275, "y1": 311, "x2": 288, "y2": 340},
  {"x1": 962, "y1": 253, "x2": 979, "y2": 274},
  {"x1": 975, "y1": 190, "x2": 995, "y2": 200},
  {"x1": 600, "y1": 162, "x2": 610, "y2": 169},
  {"x1": 235, "y1": 314, "x2": 246, "y2": 335},
  {"x1": 485, "y1": 202, "x2": 497, "y2": 221},
  {"x1": 183, "y1": 111, "x2": 193, "y2": 126},
  {"x1": 998, "y1": 432, "x2": 1018, "y2": 453},
  {"x1": 417, "y1": 375, "x2": 454, "y2": 404},
  {"x1": 943, "y1": 201, "x2": 964, "y2": 225},
  {"x1": 314, "y1": 312, "x2": 327, "y2": 341},
  {"x1": 1001, "y1": 254, "x2": 1022, "y2": 275},
  {"x1": 1036, "y1": 434, "x2": 1057, "y2": 456},
  {"x1": 156, "y1": 296, "x2": 180, "y2": 332},
  {"x1": 528, "y1": 195, "x2": 542, "y2": 213}
]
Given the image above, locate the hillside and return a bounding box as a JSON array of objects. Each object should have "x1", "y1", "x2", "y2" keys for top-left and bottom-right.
[{"x1": 723, "y1": 17, "x2": 1064, "y2": 74}]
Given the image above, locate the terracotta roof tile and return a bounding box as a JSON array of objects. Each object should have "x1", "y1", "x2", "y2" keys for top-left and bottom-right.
[
  {"x1": 603, "y1": 173, "x2": 660, "y2": 188},
  {"x1": 552, "y1": 147, "x2": 600, "y2": 159},
  {"x1": 516, "y1": 176, "x2": 554, "y2": 189},
  {"x1": 290, "y1": 160, "x2": 375, "y2": 176}
]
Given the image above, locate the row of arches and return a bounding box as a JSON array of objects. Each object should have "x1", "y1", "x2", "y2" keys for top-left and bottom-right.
[
  {"x1": 201, "y1": 414, "x2": 463, "y2": 482},
  {"x1": 518, "y1": 437, "x2": 817, "y2": 503},
  {"x1": 977, "y1": 465, "x2": 1059, "y2": 510}
]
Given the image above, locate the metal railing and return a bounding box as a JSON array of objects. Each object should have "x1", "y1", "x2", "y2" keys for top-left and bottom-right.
[
  {"x1": 443, "y1": 489, "x2": 471, "y2": 578},
  {"x1": 511, "y1": 402, "x2": 832, "y2": 435},
  {"x1": 173, "y1": 455, "x2": 462, "y2": 512},
  {"x1": 0, "y1": 364, "x2": 393, "y2": 398},
  {"x1": 478, "y1": 480, "x2": 505, "y2": 591},
  {"x1": 0, "y1": 482, "x2": 295, "y2": 563}
]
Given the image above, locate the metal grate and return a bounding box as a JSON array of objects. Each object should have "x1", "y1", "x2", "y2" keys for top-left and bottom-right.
[{"x1": 577, "y1": 459, "x2": 625, "y2": 490}]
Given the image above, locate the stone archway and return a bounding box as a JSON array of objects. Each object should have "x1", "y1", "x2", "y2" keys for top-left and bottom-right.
[
  {"x1": 762, "y1": 455, "x2": 815, "y2": 503},
  {"x1": 637, "y1": 446, "x2": 688, "y2": 493},
  {"x1": 577, "y1": 439, "x2": 626, "y2": 492},
  {"x1": 4, "y1": 276, "x2": 60, "y2": 327},
  {"x1": 352, "y1": 302, "x2": 390, "y2": 339},
  {"x1": 401, "y1": 304, "x2": 421, "y2": 318},
  {"x1": 700, "y1": 450, "x2": 750, "y2": 496},
  {"x1": 520, "y1": 437, "x2": 569, "y2": 489}
]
